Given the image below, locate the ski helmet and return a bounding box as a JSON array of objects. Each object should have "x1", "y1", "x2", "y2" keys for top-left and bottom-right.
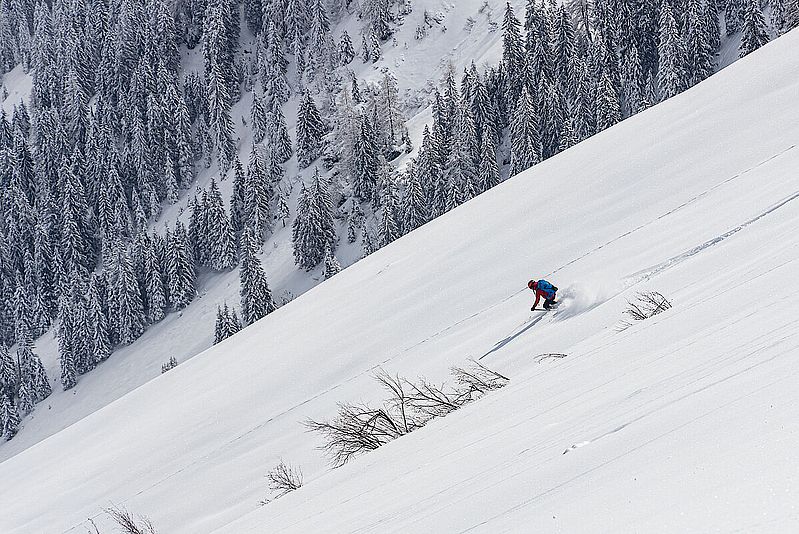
[{"x1": 528, "y1": 280, "x2": 536, "y2": 290}]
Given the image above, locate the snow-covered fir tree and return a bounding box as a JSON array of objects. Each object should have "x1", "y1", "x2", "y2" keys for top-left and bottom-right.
[
  {"x1": 166, "y1": 222, "x2": 196, "y2": 311},
  {"x1": 292, "y1": 168, "x2": 336, "y2": 270},
  {"x1": 239, "y1": 227, "x2": 275, "y2": 325},
  {"x1": 740, "y1": 0, "x2": 771, "y2": 56},
  {"x1": 296, "y1": 90, "x2": 327, "y2": 168}
]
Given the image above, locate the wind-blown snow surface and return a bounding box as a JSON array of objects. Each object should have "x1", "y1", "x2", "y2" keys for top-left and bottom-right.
[{"x1": 4, "y1": 29, "x2": 799, "y2": 533}]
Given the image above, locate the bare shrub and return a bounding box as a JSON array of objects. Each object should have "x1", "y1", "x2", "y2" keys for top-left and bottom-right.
[
  {"x1": 307, "y1": 361, "x2": 509, "y2": 467},
  {"x1": 624, "y1": 291, "x2": 672, "y2": 321},
  {"x1": 105, "y1": 506, "x2": 157, "y2": 534},
  {"x1": 450, "y1": 360, "x2": 510, "y2": 395},
  {"x1": 305, "y1": 402, "x2": 414, "y2": 467},
  {"x1": 260, "y1": 459, "x2": 304, "y2": 504}
]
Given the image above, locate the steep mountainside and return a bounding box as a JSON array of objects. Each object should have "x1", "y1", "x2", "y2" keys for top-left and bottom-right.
[{"x1": 1, "y1": 26, "x2": 797, "y2": 534}]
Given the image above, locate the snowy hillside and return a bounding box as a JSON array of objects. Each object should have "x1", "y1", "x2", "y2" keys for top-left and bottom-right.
[
  {"x1": 0, "y1": 0, "x2": 779, "y2": 466},
  {"x1": 1, "y1": 25, "x2": 798, "y2": 533},
  {"x1": 0, "y1": 0, "x2": 530, "y2": 460}
]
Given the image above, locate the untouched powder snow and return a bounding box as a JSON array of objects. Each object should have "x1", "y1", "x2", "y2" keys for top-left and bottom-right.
[{"x1": 3, "y1": 29, "x2": 799, "y2": 534}]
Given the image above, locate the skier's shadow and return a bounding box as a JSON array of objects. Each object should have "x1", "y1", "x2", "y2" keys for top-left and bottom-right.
[{"x1": 479, "y1": 315, "x2": 546, "y2": 360}]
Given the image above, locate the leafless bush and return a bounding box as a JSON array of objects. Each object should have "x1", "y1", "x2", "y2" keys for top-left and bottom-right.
[
  {"x1": 105, "y1": 506, "x2": 157, "y2": 534},
  {"x1": 259, "y1": 459, "x2": 304, "y2": 504},
  {"x1": 305, "y1": 401, "x2": 414, "y2": 467},
  {"x1": 450, "y1": 360, "x2": 510, "y2": 396},
  {"x1": 307, "y1": 361, "x2": 509, "y2": 467},
  {"x1": 624, "y1": 291, "x2": 672, "y2": 321}
]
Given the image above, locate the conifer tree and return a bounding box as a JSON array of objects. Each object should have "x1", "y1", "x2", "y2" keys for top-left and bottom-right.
[
  {"x1": 658, "y1": 4, "x2": 688, "y2": 100},
  {"x1": 245, "y1": 146, "x2": 274, "y2": 242},
  {"x1": 620, "y1": 45, "x2": 645, "y2": 116},
  {"x1": 471, "y1": 76, "x2": 499, "y2": 145},
  {"x1": 17, "y1": 333, "x2": 50, "y2": 401},
  {"x1": 770, "y1": 0, "x2": 799, "y2": 34},
  {"x1": 685, "y1": 0, "x2": 715, "y2": 86},
  {"x1": 167, "y1": 221, "x2": 196, "y2": 310},
  {"x1": 296, "y1": 91, "x2": 326, "y2": 168},
  {"x1": 214, "y1": 304, "x2": 228, "y2": 344},
  {"x1": 322, "y1": 245, "x2": 342, "y2": 279},
  {"x1": 595, "y1": 73, "x2": 622, "y2": 131},
  {"x1": 230, "y1": 158, "x2": 247, "y2": 232},
  {"x1": 240, "y1": 226, "x2": 275, "y2": 325},
  {"x1": 228, "y1": 306, "x2": 242, "y2": 335},
  {"x1": 1, "y1": 392, "x2": 19, "y2": 440},
  {"x1": 402, "y1": 162, "x2": 429, "y2": 233},
  {"x1": 739, "y1": 0, "x2": 770, "y2": 57},
  {"x1": 60, "y1": 160, "x2": 93, "y2": 277},
  {"x1": 207, "y1": 179, "x2": 237, "y2": 270},
  {"x1": 267, "y1": 105, "x2": 293, "y2": 163},
  {"x1": 17, "y1": 378, "x2": 35, "y2": 416},
  {"x1": 15, "y1": 333, "x2": 38, "y2": 413},
  {"x1": 140, "y1": 235, "x2": 166, "y2": 324},
  {"x1": 0, "y1": 345, "x2": 16, "y2": 399},
  {"x1": 251, "y1": 90, "x2": 269, "y2": 144},
  {"x1": 510, "y1": 88, "x2": 542, "y2": 176},
  {"x1": 338, "y1": 30, "x2": 356, "y2": 66},
  {"x1": 276, "y1": 188, "x2": 290, "y2": 228},
  {"x1": 446, "y1": 98, "x2": 480, "y2": 206},
  {"x1": 114, "y1": 245, "x2": 146, "y2": 345},
  {"x1": 352, "y1": 114, "x2": 380, "y2": 202},
  {"x1": 86, "y1": 275, "x2": 111, "y2": 364},
  {"x1": 208, "y1": 56, "x2": 236, "y2": 171},
  {"x1": 292, "y1": 169, "x2": 336, "y2": 270},
  {"x1": 502, "y1": 1, "x2": 524, "y2": 96},
  {"x1": 725, "y1": 0, "x2": 743, "y2": 34},
  {"x1": 307, "y1": 0, "x2": 333, "y2": 78},
  {"x1": 379, "y1": 180, "x2": 401, "y2": 246},
  {"x1": 58, "y1": 298, "x2": 77, "y2": 390},
  {"x1": 478, "y1": 134, "x2": 500, "y2": 194}
]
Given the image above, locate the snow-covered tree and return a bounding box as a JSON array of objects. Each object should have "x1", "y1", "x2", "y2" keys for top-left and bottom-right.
[
  {"x1": 240, "y1": 226, "x2": 275, "y2": 325},
  {"x1": 292, "y1": 169, "x2": 336, "y2": 270},
  {"x1": 206, "y1": 179, "x2": 237, "y2": 270},
  {"x1": 166, "y1": 222, "x2": 196, "y2": 310},
  {"x1": 296, "y1": 91, "x2": 326, "y2": 168},
  {"x1": 739, "y1": 0, "x2": 770, "y2": 57},
  {"x1": 322, "y1": 245, "x2": 342, "y2": 279},
  {"x1": 658, "y1": 4, "x2": 688, "y2": 100},
  {"x1": 510, "y1": 88, "x2": 542, "y2": 176}
]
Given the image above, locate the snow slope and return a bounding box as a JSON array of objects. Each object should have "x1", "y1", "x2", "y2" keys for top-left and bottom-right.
[
  {"x1": 3, "y1": 24, "x2": 799, "y2": 534},
  {"x1": 0, "y1": 0, "x2": 753, "y2": 464},
  {"x1": 0, "y1": 0, "x2": 526, "y2": 461}
]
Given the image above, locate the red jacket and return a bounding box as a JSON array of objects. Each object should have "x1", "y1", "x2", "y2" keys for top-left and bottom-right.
[{"x1": 532, "y1": 289, "x2": 550, "y2": 309}]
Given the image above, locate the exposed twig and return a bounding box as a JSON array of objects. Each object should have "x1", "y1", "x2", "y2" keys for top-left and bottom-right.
[
  {"x1": 534, "y1": 353, "x2": 568, "y2": 364},
  {"x1": 261, "y1": 459, "x2": 304, "y2": 504},
  {"x1": 105, "y1": 506, "x2": 157, "y2": 534},
  {"x1": 624, "y1": 291, "x2": 672, "y2": 321}
]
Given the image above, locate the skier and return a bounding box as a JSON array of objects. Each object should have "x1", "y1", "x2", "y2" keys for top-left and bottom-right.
[{"x1": 528, "y1": 279, "x2": 558, "y2": 311}]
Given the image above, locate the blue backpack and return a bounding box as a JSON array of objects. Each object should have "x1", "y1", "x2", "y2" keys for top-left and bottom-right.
[{"x1": 537, "y1": 280, "x2": 557, "y2": 297}]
